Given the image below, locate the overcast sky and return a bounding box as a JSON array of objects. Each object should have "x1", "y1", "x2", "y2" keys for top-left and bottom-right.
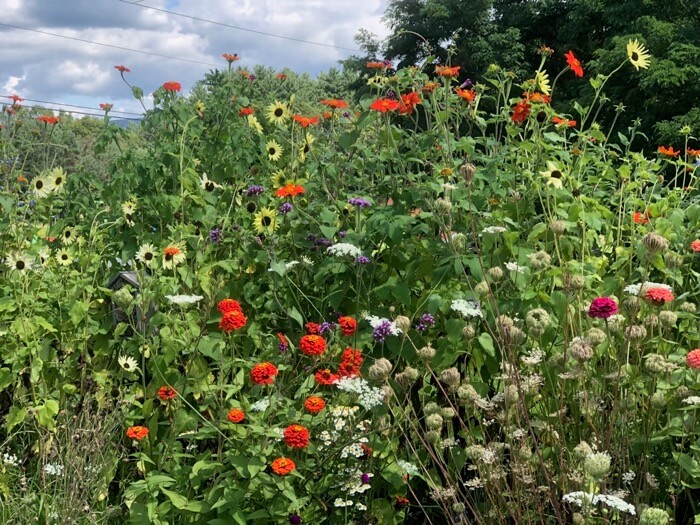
[{"x1": 0, "y1": 0, "x2": 390, "y2": 118}]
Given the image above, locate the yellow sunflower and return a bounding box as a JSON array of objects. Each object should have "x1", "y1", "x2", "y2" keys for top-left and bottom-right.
[
  {"x1": 5, "y1": 253, "x2": 32, "y2": 273},
  {"x1": 266, "y1": 140, "x2": 284, "y2": 162},
  {"x1": 62, "y1": 227, "x2": 77, "y2": 246},
  {"x1": 266, "y1": 101, "x2": 290, "y2": 125},
  {"x1": 247, "y1": 114, "x2": 263, "y2": 134},
  {"x1": 56, "y1": 249, "x2": 73, "y2": 266},
  {"x1": 136, "y1": 243, "x2": 157, "y2": 268},
  {"x1": 32, "y1": 176, "x2": 53, "y2": 198},
  {"x1": 49, "y1": 167, "x2": 67, "y2": 193},
  {"x1": 627, "y1": 39, "x2": 651, "y2": 71},
  {"x1": 162, "y1": 244, "x2": 186, "y2": 270},
  {"x1": 122, "y1": 200, "x2": 137, "y2": 226},
  {"x1": 271, "y1": 169, "x2": 287, "y2": 188},
  {"x1": 299, "y1": 133, "x2": 314, "y2": 162},
  {"x1": 253, "y1": 207, "x2": 279, "y2": 235},
  {"x1": 535, "y1": 70, "x2": 551, "y2": 96},
  {"x1": 540, "y1": 161, "x2": 565, "y2": 189}
]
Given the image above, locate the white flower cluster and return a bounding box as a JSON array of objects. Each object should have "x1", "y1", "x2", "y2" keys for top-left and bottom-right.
[
  {"x1": 331, "y1": 405, "x2": 360, "y2": 431},
  {"x1": 682, "y1": 396, "x2": 700, "y2": 406},
  {"x1": 327, "y1": 243, "x2": 362, "y2": 258},
  {"x1": 335, "y1": 377, "x2": 385, "y2": 410},
  {"x1": 341, "y1": 440, "x2": 368, "y2": 459},
  {"x1": 342, "y1": 468, "x2": 373, "y2": 496},
  {"x1": 250, "y1": 399, "x2": 270, "y2": 412},
  {"x1": 334, "y1": 498, "x2": 353, "y2": 508},
  {"x1": 521, "y1": 347, "x2": 544, "y2": 366},
  {"x1": 3, "y1": 453, "x2": 19, "y2": 467},
  {"x1": 623, "y1": 282, "x2": 672, "y2": 296},
  {"x1": 364, "y1": 315, "x2": 402, "y2": 335},
  {"x1": 451, "y1": 299, "x2": 484, "y2": 319},
  {"x1": 482, "y1": 226, "x2": 507, "y2": 234},
  {"x1": 165, "y1": 294, "x2": 204, "y2": 305},
  {"x1": 505, "y1": 261, "x2": 526, "y2": 273},
  {"x1": 43, "y1": 463, "x2": 64, "y2": 477},
  {"x1": 397, "y1": 460, "x2": 420, "y2": 476},
  {"x1": 562, "y1": 491, "x2": 635, "y2": 515}
]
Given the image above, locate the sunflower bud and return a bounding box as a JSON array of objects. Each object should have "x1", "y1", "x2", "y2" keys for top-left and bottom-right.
[{"x1": 642, "y1": 232, "x2": 669, "y2": 254}]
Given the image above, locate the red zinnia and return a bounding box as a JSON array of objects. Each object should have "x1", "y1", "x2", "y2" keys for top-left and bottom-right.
[
  {"x1": 399, "y1": 92, "x2": 422, "y2": 115},
  {"x1": 369, "y1": 98, "x2": 401, "y2": 113},
  {"x1": 633, "y1": 211, "x2": 651, "y2": 225},
  {"x1": 239, "y1": 107, "x2": 255, "y2": 116},
  {"x1": 644, "y1": 287, "x2": 674, "y2": 306},
  {"x1": 271, "y1": 457, "x2": 295, "y2": 475},
  {"x1": 511, "y1": 100, "x2": 531, "y2": 124},
  {"x1": 251, "y1": 362, "x2": 278, "y2": 385},
  {"x1": 687, "y1": 148, "x2": 700, "y2": 158},
  {"x1": 126, "y1": 426, "x2": 149, "y2": 440},
  {"x1": 114, "y1": 65, "x2": 130, "y2": 73},
  {"x1": 341, "y1": 348, "x2": 363, "y2": 367},
  {"x1": 658, "y1": 146, "x2": 680, "y2": 157},
  {"x1": 157, "y1": 386, "x2": 177, "y2": 401},
  {"x1": 524, "y1": 92, "x2": 551, "y2": 104},
  {"x1": 565, "y1": 50, "x2": 584, "y2": 78},
  {"x1": 305, "y1": 322, "x2": 321, "y2": 335},
  {"x1": 275, "y1": 183, "x2": 305, "y2": 197},
  {"x1": 284, "y1": 424, "x2": 310, "y2": 448},
  {"x1": 227, "y1": 408, "x2": 245, "y2": 423},
  {"x1": 321, "y1": 99, "x2": 349, "y2": 109},
  {"x1": 222, "y1": 53, "x2": 240, "y2": 62},
  {"x1": 163, "y1": 81, "x2": 181, "y2": 92},
  {"x1": 338, "y1": 316, "x2": 357, "y2": 336},
  {"x1": 10, "y1": 94, "x2": 23, "y2": 103},
  {"x1": 219, "y1": 309, "x2": 247, "y2": 332},
  {"x1": 687, "y1": 349, "x2": 700, "y2": 369},
  {"x1": 218, "y1": 299, "x2": 242, "y2": 314},
  {"x1": 300, "y1": 335, "x2": 326, "y2": 356},
  {"x1": 552, "y1": 116, "x2": 576, "y2": 127},
  {"x1": 435, "y1": 65, "x2": 460, "y2": 77},
  {"x1": 690, "y1": 240, "x2": 700, "y2": 252},
  {"x1": 99, "y1": 103, "x2": 113, "y2": 112},
  {"x1": 292, "y1": 114, "x2": 320, "y2": 128},
  {"x1": 588, "y1": 297, "x2": 618, "y2": 319},
  {"x1": 304, "y1": 396, "x2": 326, "y2": 414},
  {"x1": 314, "y1": 368, "x2": 339, "y2": 385}
]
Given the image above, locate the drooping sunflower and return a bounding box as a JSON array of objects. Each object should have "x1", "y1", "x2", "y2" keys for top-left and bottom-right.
[
  {"x1": 162, "y1": 244, "x2": 186, "y2": 270},
  {"x1": 5, "y1": 253, "x2": 32, "y2": 274},
  {"x1": 540, "y1": 161, "x2": 565, "y2": 189},
  {"x1": 32, "y1": 176, "x2": 53, "y2": 198},
  {"x1": 36, "y1": 248, "x2": 50, "y2": 267},
  {"x1": 55, "y1": 249, "x2": 73, "y2": 266},
  {"x1": 247, "y1": 115, "x2": 263, "y2": 134},
  {"x1": 266, "y1": 101, "x2": 289, "y2": 125},
  {"x1": 299, "y1": 133, "x2": 314, "y2": 162},
  {"x1": 122, "y1": 200, "x2": 137, "y2": 226},
  {"x1": 535, "y1": 71, "x2": 551, "y2": 96},
  {"x1": 49, "y1": 167, "x2": 67, "y2": 193},
  {"x1": 136, "y1": 243, "x2": 157, "y2": 268},
  {"x1": 627, "y1": 39, "x2": 651, "y2": 71},
  {"x1": 270, "y1": 169, "x2": 287, "y2": 188},
  {"x1": 200, "y1": 173, "x2": 222, "y2": 192},
  {"x1": 253, "y1": 207, "x2": 279, "y2": 235},
  {"x1": 266, "y1": 140, "x2": 284, "y2": 162}
]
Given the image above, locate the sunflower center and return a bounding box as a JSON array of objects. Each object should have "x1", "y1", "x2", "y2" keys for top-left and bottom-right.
[
  {"x1": 16, "y1": 260, "x2": 25, "y2": 270},
  {"x1": 274, "y1": 108, "x2": 283, "y2": 117},
  {"x1": 36, "y1": 180, "x2": 43, "y2": 189},
  {"x1": 268, "y1": 147, "x2": 276, "y2": 155},
  {"x1": 551, "y1": 170, "x2": 562, "y2": 179},
  {"x1": 65, "y1": 231, "x2": 71, "y2": 238},
  {"x1": 303, "y1": 144, "x2": 310, "y2": 154},
  {"x1": 631, "y1": 52, "x2": 639, "y2": 60},
  {"x1": 165, "y1": 254, "x2": 173, "y2": 261},
  {"x1": 247, "y1": 202, "x2": 257, "y2": 213},
  {"x1": 262, "y1": 216, "x2": 272, "y2": 226},
  {"x1": 144, "y1": 252, "x2": 153, "y2": 261},
  {"x1": 55, "y1": 177, "x2": 62, "y2": 185},
  {"x1": 205, "y1": 181, "x2": 215, "y2": 191},
  {"x1": 61, "y1": 254, "x2": 68, "y2": 260}
]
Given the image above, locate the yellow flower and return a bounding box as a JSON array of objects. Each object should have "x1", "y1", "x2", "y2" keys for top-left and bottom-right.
[
  {"x1": 367, "y1": 75, "x2": 387, "y2": 87},
  {"x1": 32, "y1": 176, "x2": 53, "y2": 198},
  {"x1": 253, "y1": 207, "x2": 278, "y2": 235},
  {"x1": 540, "y1": 161, "x2": 565, "y2": 189},
  {"x1": 56, "y1": 249, "x2": 73, "y2": 266},
  {"x1": 48, "y1": 167, "x2": 67, "y2": 193},
  {"x1": 162, "y1": 244, "x2": 186, "y2": 270},
  {"x1": 535, "y1": 70, "x2": 551, "y2": 96},
  {"x1": 247, "y1": 114, "x2": 263, "y2": 134},
  {"x1": 5, "y1": 253, "x2": 32, "y2": 273},
  {"x1": 627, "y1": 39, "x2": 651, "y2": 71},
  {"x1": 266, "y1": 140, "x2": 283, "y2": 162},
  {"x1": 266, "y1": 101, "x2": 290, "y2": 125},
  {"x1": 271, "y1": 169, "x2": 287, "y2": 188},
  {"x1": 299, "y1": 133, "x2": 314, "y2": 162}
]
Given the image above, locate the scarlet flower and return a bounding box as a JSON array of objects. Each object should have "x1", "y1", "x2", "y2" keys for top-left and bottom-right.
[
  {"x1": 10, "y1": 94, "x2": 23, "y2": 103},
  {"x1": 369, "y1": 98, "x2": 401, "y2": 113},
  {"x1": 401, "y1": 91, "x2": 421, "y2": 108},
  {"x1": 163, "y1": 81, "x2": 181, "y2": 92},
  {"x1": 435, "y1": 65, "x2": 460, "y2": 77},
  {"x1": 276, "y1": 73, "x2": 288, "y2": 80},
  {"x1": 300, "y1": 335, "x2": 326, "y2": 356},
  {"x1": 339, "y1": 362, "x2": 361, "y2": 378},
  {"x1": 523, "y1": 92, "x2": 551, "y2": 104},
  {"x1": 687, "y1": 148, "x2": 700, "y2": 158},
  {"x1": 341, "y1": 347, "x2": 363, "y2": 367},
  {"x1": 157, "y1": 386, "x2": 177, "y2": 401},
  {"x1": 126, "y1": 426, "x2": 149, "y2": 440},
  {"x1": 222, "y1": 53, "x2": 240, "y2": 62},
  {"x1": 114, "y1": 65, "x2": 130, "y2": 73},
  {"x1": 220, "y1": 309, "x2": 247, "y2": 332},
  {"x1": 633, "y1": 211, "x2": 650, "y2": 224},
  {"x1": 422, "y1": 82, "x2": 440, "y2": 93},
  {"x1": 218, "y1": 299, "x2": 242, "y2": 314},
  {"x1": 292, "y1": 114, "x2": 319, "y2": 128},
  {"x1": 565, "y1": 50, "x2": 584, "y2": 78},
  {"x1": 644, "y1": 287, "x2": 674, "y2": 306},
  {"x1": 322, "y1": 111, "x2": 332, "y2": 119},
  {"x1": 227, "y1": 408, "x2": 245, "y2": 423},
  {"x1": 338, "y1": 316, "x2": 357, "y2": 336},
  {"x1": 304, "y1": 396, "x2": 326, "y2": 414},
  {"x1": 284, "y1": 424, "x2": 310, "y2": 448},
  {"x1": 690, "y1": 240, "x2": 700, "y2": 252},
  {"x1": 394, "y1": 496, "x2": 410, "y2": 509},
  {"x1": 251, "y1": 362, "x2": 278, "y2": 385},
  {"x1": 99, "y1": 103, "x2": 113, "y2": 112},
  {"x1": 455, "y1": 88, "x2": 476, "y2": 102},
  {"x1": 658, "y1": 145, "x2": 680, "y2": 157},
  {"x1": 552, "y1": 116, "x2": 576, "y2": 127},
  {"x1": 511, "y1": 100, "x2": 531, "y2": 123},
  {"x1": 314, "y1": 368, "x2": 339, "y2": 385},
  {"x1": 271, "y1": 457, "x2": 295, "y2": 475},
  {"x1": 275, "y1": 183, "x2": 305, "y2": 197},
  {"x1": 305, "y1": 322, "x2": 321, "y2": 335},
  {"x1": 238, "y1": 107, "x2": 255, "y2": 117},
  {"x1": 37, "y1": 115, "x2": 60, "y2": 125},
  {"x1": 320, "y1": 99, "x2": 349, "y2": 109},
  {"x1": 687, "y1": 349, "x2": 700, "y2": 369},
  {"x1": 588, "y1": 297, "x2": 618, "y2": 319},
  {"x1": 366, "y1": 61, "x2": 386, "y2": 69}
]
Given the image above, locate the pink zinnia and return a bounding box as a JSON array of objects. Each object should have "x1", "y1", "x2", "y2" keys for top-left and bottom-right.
[
  {"x1": 588, "y1": 297, "x2": 618, "y2": 319},
  {"x1": 687, "y1": 349, "x2": 700, "y2": 369},
  {"x1": 644, "y1": 287, "x2": 674, "y2": 306}
]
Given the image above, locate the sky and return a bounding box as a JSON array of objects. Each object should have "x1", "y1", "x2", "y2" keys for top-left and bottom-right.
[{"x1": 0, "y1": 0, "x2": 391, "y2": 119}]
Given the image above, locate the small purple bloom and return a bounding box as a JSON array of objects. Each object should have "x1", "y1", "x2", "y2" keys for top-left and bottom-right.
[
  {"x1": 289, "y1": 514, "x2": 302, "y2": 525},
  {"x1": 246, "y1": 185, "x2": 264, "y2": 196},
  {"x1": 209, "y1": 228, "x2": 222, "y2": 244},
  {"x1": 279, "y1": 202, "x2": 293, "y2": 214},
  {"x1": 415, "y1": 312, "x2": 435, "y2": 332},
  {"x1": 355, "y1": 255, "x2": 370, "y2": 265},
  {"x1": 248, "y1": 75, "x2": 256, "y2": 81},
  {"x1": 339, "y1": 230, "x2": 347, "y2": 238},
  {"x1": 372, "y1": 319, "x2": 392, "y2": 342},
  {"x1": 279, "y1": 342, "x2": 288, "y2": 354},
  {"x1": 315, "y1": 237, "x2": 332, "y2": 247},
  {"x1": 319, "y1": 322, "x2": 336, "y2": 335},
  {"x1": 342, "y1": 111, "x2": 351, "y2": 118},
  {"x1": 361, "y1": 472, "x2": 371, "y2": 484},
  {"x1": 459, "y1": 78, "x2": 472, "y2": 88},
  {"x1": 348, "y1": 197, "x2": 372, "y2": 208}
]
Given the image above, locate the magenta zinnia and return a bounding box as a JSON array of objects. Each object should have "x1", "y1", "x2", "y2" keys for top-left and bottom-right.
[{"x1": 588, "y1": 297, "x2": 618, "y2": 319}]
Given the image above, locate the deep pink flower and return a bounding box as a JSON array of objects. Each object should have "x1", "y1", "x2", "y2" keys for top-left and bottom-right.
[{"x1": 588, "y1": 297, "x2": 618, "y2": 319}]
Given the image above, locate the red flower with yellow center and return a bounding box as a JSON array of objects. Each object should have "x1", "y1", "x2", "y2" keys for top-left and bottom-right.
[
  {"x1": 163, "y1": 81, "x2": 181, "y2": 92},
  {"x1": 271, "y1": 457, "x2": 295, "y2": 475},
  {"x1": 292, "y1": 114, "x2": 320, "y2": 128},
  {"x1": 399, "y1": 92, "x2": 422, "y2": 115},
  {"x1": 222, "y1": 53, "x2": 240, "y2": 62},
  {"x1": 644, "y1": 287, "x2": 674, "y2": 306},
  {"x1": 299, "y1": 335, "x2": 326, "y2": 356},
  {"x1": 524, "y1": 92, "x2": 551, "y2": 104},
  {"x1": 511, "y1": 100, "x2": 531, "y2": 124},
  {"x1": 338, "y1": 316, "x2": 357, "y2": 336},
  {"x1": 218, "y1": 299, "x2": 242, "y2": 314},
  {"x1": 552, "y1": 116, "x2": 576, "y2": 127},
  {"x1": 37, "y1": 115, "x2": 60, "y2": 125},
  {"x1": 321, "y1": 99, "x2": 349, "y2": 109},
  {"x1": 658, "y1": 146, "x2": 680, "y2": 157},
  {"x1": 305, "y1": 396, "x2": 326, "y2": 414},
  {"x1": 341, "y1": 348, "x2": 363, "y2": 367},
  {"x1": 435, "y1": 65, "x2": 460, "y2": 77},
  {"x1": 565, "y1": 50, "x2": 584, "y2": 78},
  {"x1": 366, "y1": 61, "x2": 386, "y2": 69},
  {"x1": 455, "y1": 88, "x2": 476, "y2": 102},
  {"x1": 164, "y1": 246, "x2": 181, "y2": 257},
  {"x1": 227, "y1": 408, "x2": 245, "y2": 423},
  {"x1": 126, "y1": 426, "x2": 149, "y2": 440},
  {"x1": 314, "y1": 368, "x2": 339, "y2": 385},
  {"x1": 687, "y1": 148, "x2": 700, "y2": 158},
  {"x1": 238, "y1": 107, "x2": 254, "y2": 116},
  {"x1": 369, "y1": 98, "x2": 401, "y2": 113},
  {"x1": 157, "y1": 386, "x2": 177, "y2": 401},
  {"x1": 219, "y1": 309, "x2": 247, "y2": 332},
  {"x1": 251, "y1": 362, "x2": 278, "y2": 385},
  {"x1": 422, "y1": 82, "x2": 440, "y2": 93},
  {"x1": 305, "y1": 322, "x2": 321, "y2": 335},
  {"x1": 284, "y1": 424, "x2": 310, "y2": 448},
  {"x1": 275, "y1": 183, "x2": 305, "y2": 197},
  {"x1": 633, "y1": 211, "x2": 650, "y2": 224}
]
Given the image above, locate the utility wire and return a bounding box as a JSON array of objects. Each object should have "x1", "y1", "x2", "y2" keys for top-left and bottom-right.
[
  {"x1": 117, "y1": 0, "x2": 361, "y2": 52},
  {"x1": 0, "y1": 22, "x2": 220, "y2": 68},
  {"x1": 2, "y1": 96, "x2": 142, "y2": 117},
  {"x1": 4, "y1": 104, "x2": 141, "y2": 120}
]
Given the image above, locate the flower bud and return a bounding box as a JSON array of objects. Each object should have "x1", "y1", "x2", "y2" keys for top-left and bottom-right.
[
  {"x1": 625, "y1": 324, "x2": 647, "y2": 341},
  {"x1": 488, "y1": 266, "x2": 504, "y2": 282},
  {"x1": 425, "y1": 413, "x2": 444, "y2": 430},
  {"x1": 549, "y1": 220, "x2": 566, "y2": 235},
  {"x1": 417, "y1": 345, "x2": 436, "y2": 361},
  {"x1": 583, "y1": 451, "x2": 611, "y2": 479},
  {"x1": 394, "y1": 315, "x2": 411, "y2": 333},
  {"x1": 642, "y1": 232, "x2": 669, "y2": 254},
  {"x1": 460, "y1": 163, "x2": 475, "y2": 184},
  {"x1": 440, "y1": 367, "x2": 461, "y2": 388}
]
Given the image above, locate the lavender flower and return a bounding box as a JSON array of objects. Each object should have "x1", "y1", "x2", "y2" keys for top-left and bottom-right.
[
  {"x1": 372, "y1": 320, "x2": 394, "y2": 342},
  {"x1": 361, "y1": 472, "x2": 372, "y2": 484},
  {"x1": 320, "y1": 322, "x2": 336, "y2": 334},
  {"x1": 246, "y1": 185, "x2": 264, "y2": 196},
  {"x1": 339, "y1": 230, "x2": 347, "y2": 238},
  {"x1": 342, "y1": 111, "x2": 351, "y2": 118},
  {"x1": 279, "y1": 202, "x2": 293, "y2": 214},
  {"x1": 415, "y1": 312, "x2": 435, "y2": 331},
  {"x1": 355, "y1": 255, "x2": 370, "y2": 265},
  {"x1": 348, "y1": 197, "x2": 372, "y2": 208},
  {"x1": 209, "y1": 228, "x2": 222, "y2": 244}
]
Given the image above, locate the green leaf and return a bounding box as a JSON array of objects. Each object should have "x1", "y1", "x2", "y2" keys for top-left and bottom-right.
[
  {"x1": 338, "y1": 131, "x2": 359, "y2": 150},
  {"x1": 160, "y1": 488, "x2": 188, "y2": 510},
  {"x1": 35, "y1": 400, "x2": 59, "y2": 431},
  {"x1": 132, "y1": 86, "x2": 144, "y2": 100},
  {"x1": 477, "y1": 332, "x2": 496, "y2": 357},
  {"x1": 5, "y1": 406, "x2": 26, "y2": 432},
  {"x1": 288, "y1": 307, "x2": 304, "y2": 328},
  {"x1": 69, "y1": 301, "x2": 90, "y2": 326}
]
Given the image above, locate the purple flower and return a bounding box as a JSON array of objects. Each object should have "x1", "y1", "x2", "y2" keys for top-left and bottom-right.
[
  {"x1": 348, "y1": 197, "x2": 372, "y2": 208},
  {"x1": 289, "y1": 514, "x2": 302, "y2": 525},
  {"x1": 319, "y1": 322, "x2": 336, "y2": 334},
  {"x1": 279, "y1": 202, "x2": 293, "y2": 214},
  {"x1": 339, "y1": 230, "x2": 347, "y2": 238},
  {"x1": 355, "y1": 255, "x2": 370, "y2": 265},
  {"x1": 246, "y1": 185, "x2": 264, "y2": 196},
  {"x1": 415, "y1": 312, "x2": 435, "y2": 331},
  {"x1": 209, "y1": 228, "x2": 222, "y2": 244},
  {"x1": 459, "y1": 78, "x2": 472, "y2": 88},
  {"x1": 372, "y1": 319, "x2": 393, "y2": 342},
  {"x1": 342, "y1": 111, "x2": 351, "y2": 118},
  {"x1": 315, "y1": 237, "x2": 332, "y2": 247},
  {"x1": 248, "y1": 75, "x2": 256, "y2": 81},
  {"x1": 361, "y1": 472, "x2": 372, "y2": 484}
]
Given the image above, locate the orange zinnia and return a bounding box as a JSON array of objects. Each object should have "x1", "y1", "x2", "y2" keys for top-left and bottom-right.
[
  {"x1": 37, "y1": 115, "x2": 60, "y2": 125},
  {"x1": 633, "y1": 211, "x2": 650, "y2": 224},
  {"x1": 366, "y1": 61, "x2": 386, "y2": 69},
  {"x1": 511, "y1": 100, "x2": 531, "y2": 124},
  {"x1": 422, "y1": 82, "x2": 440, "y2": 93},
  {"x1": 338, "y1": 316, "x2": 357, "y2": 336},
  {"x1": 455, "y1": 88, "x2": 476, "y2": 102},
  {"x1": 114, "y1": 65, "x2": 130, "y2": 73},
  {"x1": 250, "y1": 362, "x2": 278, "y2": 385},
  {"x1": 565, "y1": 50, "x2": 584, "y2": 78},
  {"x1": 218, "y1": 299, "x2": 242, "y2": 314},
  {"x1": 552, "y1": 116, "x2": 576, "y2": 127},
  {"x1": 275, "y1": 183, "x2": 305, "y2": 197},
  {"x1": 658, "y1": 146, "x2": 680, "y2": 157},
  {"x1": 219, "y1": 309, "x2": 247, "y2": 332},
  {"x1": 284, "y1": 424, "x2": 310, "y2": 448},
  {"x1": 687, "y1": 148, "x2": 700, "y2": 157},
  {"x1": 305, "y1": 396, "x2": 326, "y2": 414},
  {"x1": 435, "y1": 65, "x2": 460, "y2": 77},
  {"x1": 292, "y1": 114, "x2": 320, "y2": 128},
  {"x1": 157, "y1": 386, "x2": 177, "y2": 401},
  {"x1": 271, "y1": 457, "x2": 295, "y2": 475},
  {"x1": 399, "y1": 92, "x2": 421, "y2": 114},
  {"x1": 162, "y1": 81, "x2": 181, "y2": 92},
  {"x1": 299, "y1": 335, "x2": 326, "y2": 356},
  {"x1": 239, "y1": 107, "x2": 254, "y2": 116},
  {"x1": 314, "y1": 368, "x2": 339, "y2": 385},
  {"x1": 227, "y1": 408, "x2": 245, "y2": 423},
  {"x1": 320, "y1": 99, "x2": 349, "y2": 109},
  {"x1": 126, "y1": 426, "x2": 149, "y2": 440},
  {"x1": 369, "y1": 98, "x2": 401, "y2": 113},
  {"x1": 222, "y1": 53, "x2": 240, "y2": 62},
  {"x1": 524, "y1": 92, "x2": 551, "y2": 104}
]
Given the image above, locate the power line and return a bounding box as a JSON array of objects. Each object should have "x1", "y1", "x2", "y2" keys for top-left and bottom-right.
[
  {"x1": 2, "y1": 96, "x2": 142, "y2": 117},
  {"x1": 0, "y1": 22, "x2": 220, "y2": 68},
  {"x1": 4, "y1": 104, "x2": 141, "y2": 120},
  {"x1": 117, "y1": 0, "x2": 361, "y2": 52}
]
